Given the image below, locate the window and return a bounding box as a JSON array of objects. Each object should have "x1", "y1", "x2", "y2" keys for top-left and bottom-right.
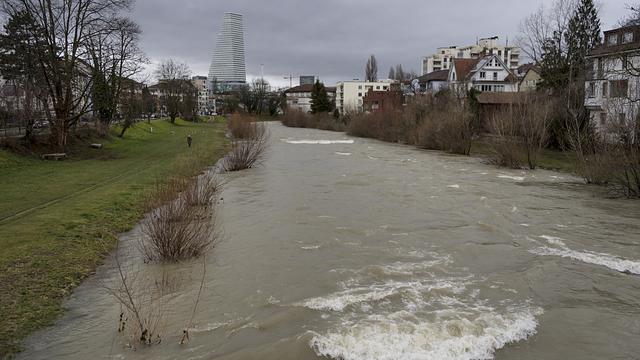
[
  {"x1": 358, "y1": 85, "x2": 362, "y2": 89},
  {"x1": 480, "y1": 71, "x2": 486, "y2": 79},
  {"x1": 623, "y1": 32, "x2": 634, "y2": 43},
  {"x1": 383, "y1": 86, "x2": 388, "y2": 90},
  {"x1": 493, "y1": 72, "x2": 498, "y2": 80},
  {"x1": 480, "y1": 85, "x2": 492, "y2": 92},
  {"x1": 358, "y1": 92, "x2": 362, "y2": 97},
  {"x1": 587, "y1": 82, "x2": 596, "y2": 98},
  {"x1": 611, "y1": 80, "x2": 628, "y2": 98},
  {"x1": 602, "y1": 82, "x2": 608, "y2": 98},
  {"x1": 607, "y1": 34, "x2": 618, "y2": 46},
  {"x1": 376, "y1": 86, "x2": 380, "y2": 90},
  {"x1": 494, "y1": 85, "x2": 505, "y2": 92},
  {"x1": 458, "y1": 52, "x2": 464, "y2": 57}
]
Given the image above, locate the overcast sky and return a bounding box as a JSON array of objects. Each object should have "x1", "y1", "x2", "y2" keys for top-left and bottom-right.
[{"x1": 132, "y1": 0, "x2": 630, "y2": 87}]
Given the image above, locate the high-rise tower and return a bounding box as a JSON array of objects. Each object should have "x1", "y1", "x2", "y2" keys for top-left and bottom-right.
[{"x1": 208, "y1": 13, "x2": 246, "y2": 91}]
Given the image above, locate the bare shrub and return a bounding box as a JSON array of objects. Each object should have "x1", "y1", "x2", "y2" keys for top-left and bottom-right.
[
  {"x1": 228, "y1": 113, "x2": 259, "y2": 139},
  {"x1": 183, "y1": 172, "x2": 224, "y2": 208},
  {"x1": 222, "y1": 122, "x2": 269, "y2": 171},
  {"x1": 140, "y1": 198, "x2": 217, "y2": 262},
  {"x1": 347, "y1": 110, "x2": 403, "y2": 142},
  {"x1": 518, "y1": 93, "x2": 552, "y2": 169},
  {"x1": 281, "y1": 109, "x2": 345, "y2": 132},
  {"x1": 107, "y1": 248, "x2": 169, "y2": 348},
  {"x1": 580, "y1": 118, "x2": 640, "y2": 198},
  {"x1": 487, "y1": 109, "x2": 524, "y2": 168},
  {"x1": 140, "y1": 172, "x2": 221, "y2": 262},
  {"x1": 413, "y1": 95, "x2": 474, "y2": 155}
]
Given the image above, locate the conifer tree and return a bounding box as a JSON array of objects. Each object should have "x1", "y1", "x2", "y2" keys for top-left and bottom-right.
[
  {"x1": 565, "y1": 0, "x2": 601, "y2": 78},
  {"x1": 310, "y1": 80, "x2": 331, "y2": 113}
]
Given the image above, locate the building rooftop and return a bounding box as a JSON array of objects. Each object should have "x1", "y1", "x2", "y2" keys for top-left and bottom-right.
[
  {"x1": 284, "y1": 84, "x2": 336, "y2": 94},
  {"x1": 589, "y1": 25, "x2": 640, "y2": 56}
]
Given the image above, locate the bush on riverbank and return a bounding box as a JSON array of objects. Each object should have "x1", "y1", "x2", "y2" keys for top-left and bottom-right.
[
  {"x1": 281, "y1": 109, "x2": 346, "y2": 132},
  {"x1": 345, "y1": 94, "x2": 474, "y2": 155},
  {"x1": 223, "y1": 118, "x2": 269, "y2": 171}
]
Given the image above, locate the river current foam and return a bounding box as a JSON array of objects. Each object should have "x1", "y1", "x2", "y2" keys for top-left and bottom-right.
[{"x1": 297, "y1": 255, "x2": 542, "y2": 360}]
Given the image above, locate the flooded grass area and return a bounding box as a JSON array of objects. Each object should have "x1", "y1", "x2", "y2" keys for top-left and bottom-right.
[{"x1": 0, "y1": 118, "x2": 227, "y2": 356}]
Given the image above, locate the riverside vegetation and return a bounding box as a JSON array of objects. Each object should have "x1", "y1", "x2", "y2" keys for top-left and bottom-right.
[
  {"x1": 281, "y1": 89, "x2": 639, "y2": 198},
  {"x1": 102, "y1": 115, "x2": 268, "y2": 350},
  {"x1": 0, "y1": 118, "x2": 228, "y2": 356}
]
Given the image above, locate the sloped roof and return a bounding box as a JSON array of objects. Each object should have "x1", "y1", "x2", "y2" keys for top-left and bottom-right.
[
  {"x1": 517, "y1": 63, "x2": 540, "y2": 75},
  {"x1": 453, "y1": 58, "x2": 481, "y2": 80},
  {"x1": 284, "y1": 84, "x2": 336, "y2": 94},
  {"x1": 417, "y1": 70, "x2": 449, "y2": 82}
]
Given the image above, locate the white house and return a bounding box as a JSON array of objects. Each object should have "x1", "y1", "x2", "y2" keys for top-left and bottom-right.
[
  {"x1": 335, "y1": 79, "x2": 397, "y2": 114},
  {"x1": 448, "y1": 54, "x2": 519, "y2": 94},
  {"x1": 284, "y1": 84, "x2": 336, "y2": 113},
  {"x1": 585, "y1": 25, "x2": 640, "y2": 134},
  {"x1": 421, "y1": 36, "x2": 521, "y2": 76}
]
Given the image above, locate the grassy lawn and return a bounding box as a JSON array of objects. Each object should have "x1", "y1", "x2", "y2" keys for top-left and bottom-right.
[
  {"x1": 470, "y1": 139, "x2": 577, "y2": 173},
  {"x1": 0, "y1": 118, "x2": 228, "y2": 357}
]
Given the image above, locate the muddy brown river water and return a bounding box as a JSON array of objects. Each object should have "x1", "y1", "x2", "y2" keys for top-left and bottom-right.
[{"x1": 20, "y1": 123, "x2": 640, "y2": 359}]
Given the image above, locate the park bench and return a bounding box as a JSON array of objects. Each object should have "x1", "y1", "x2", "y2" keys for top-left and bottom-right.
[{"x1": 41, "y1": 153, "x2": 67, "y2": 161}]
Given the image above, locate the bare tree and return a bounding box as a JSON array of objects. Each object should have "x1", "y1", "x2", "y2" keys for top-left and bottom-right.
[
  {"x1": 619, "y1": 3, "x2": 640, "y2": 26},
  {"x1": 516, "y1": 0, "x2": 577, "y2": 63},
  {"x1": 365, "y1": 54, "x2": 378, "y2": 82},
  {"x1": 88, "y1": 17, "x2": 146, "y2": 135},
  {"x1": 388, "y1": 66, "x2": 395, "y2": 80},
  {"x1": 154, "y1": 59, "x2": 191, "y2": 123},
  {"x1": 2, "y1": 0, "x2": 135, "y2": 149}
]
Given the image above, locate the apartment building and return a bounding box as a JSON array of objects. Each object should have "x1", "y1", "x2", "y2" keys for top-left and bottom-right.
[
  {"x1": 585, "y1": 25, "x2": 640, "y2": 134},
  {"x1": 191, "y1": 76, "x2": 210, "y2": 114},
  {"x1": 421, "y1": 36, "x2": 520, "y2": 75},
  {"x1": 335, "y1": 79, "x2": 397, "y2": 114}
]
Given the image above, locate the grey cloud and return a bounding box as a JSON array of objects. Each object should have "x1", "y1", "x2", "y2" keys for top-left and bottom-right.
[{"x1": 132, "y1": 0, "x2": 628, "y2": 87}]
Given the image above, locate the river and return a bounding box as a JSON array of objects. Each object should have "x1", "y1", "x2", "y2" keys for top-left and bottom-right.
[{"x1": 20, "y1": 123, "x2": 640, "y2": 359}]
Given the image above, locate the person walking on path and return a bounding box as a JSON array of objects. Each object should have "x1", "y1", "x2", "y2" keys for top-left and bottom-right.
[{"x1": 187, "y1": 134, "x2": 193, "y2": 148}]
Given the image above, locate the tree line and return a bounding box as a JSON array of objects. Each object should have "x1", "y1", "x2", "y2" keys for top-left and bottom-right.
[{"x1": 0, "y1": 0, "x2": 204, "y2": 149}]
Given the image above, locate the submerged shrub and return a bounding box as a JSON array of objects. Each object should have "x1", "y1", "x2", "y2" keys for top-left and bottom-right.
[{"x1": 222, "y1": 122, "x2": 269, "y2": 171}]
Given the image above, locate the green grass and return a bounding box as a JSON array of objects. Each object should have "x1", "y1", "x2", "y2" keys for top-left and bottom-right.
[
  {"x1": 470, "y1": 139, "x2": 577, "y2": 173},
  {"x1": 0, "y1": 118, "x2": 228, "y2": 357}
]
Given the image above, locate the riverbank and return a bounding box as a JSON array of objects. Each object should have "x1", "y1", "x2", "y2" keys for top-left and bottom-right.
[
  {"x1": 279, "y1": 119, "x2": 577, "y2": 174},
  {"x1": 0, "y1": 118, "x2": 228, "y2": 357}
]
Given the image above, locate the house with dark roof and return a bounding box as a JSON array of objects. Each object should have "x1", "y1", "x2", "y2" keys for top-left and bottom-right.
[
  {"x1": 416, "y1": 70, "x2": 449, "y2": 93},
  {"x1": 448, "y1": 54, "x2": 519, "y2": 94},
  {"x1": 585, "y1": 24, "x2": 640, "y2": 134},
  {"x1": 284, "y1": 83, "x2": 336, "y2": 113}
]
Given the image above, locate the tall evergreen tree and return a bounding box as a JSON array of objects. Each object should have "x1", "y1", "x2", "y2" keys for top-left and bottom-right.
[
  {"x1": 565, "y1": 0, "x2": 601, "y2": 78},
  {"x1": 310, "y1": 80, "x2": 331, "y2": 114},
  {"x1": 388, "y1": 66, "x2": 395, "y2": 80},
  {"x1": 540, "y1": 31, "x2": 571, "y2": 89},
  {"x1": 365, "y1": 54, "x2": 378, "y2": 82}
]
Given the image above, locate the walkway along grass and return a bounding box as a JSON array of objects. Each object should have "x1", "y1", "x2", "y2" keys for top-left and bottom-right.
[{"x1": 0, "y1": 118, "x2": 228, "y2": 357}]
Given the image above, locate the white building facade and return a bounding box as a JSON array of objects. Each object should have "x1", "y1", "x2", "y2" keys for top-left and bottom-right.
[
  {"x1": 585, "y1": 25, "x2": 640, "y2": 135},
  {"x1": 335, "y1": 79, "x2": 397, "y2": 114},
  {"x1": 208, "y1": 13, "x2": 246, "y2": 91},
  {"x1": 421, "y1": 37, "x2": 520, "y2": 75},
  {"x1": 449, "y1": 55, "x2": 519, "y2": 94},
  {"x1": 191, "y1": 76, "x2": 210, "y2": 115}
]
